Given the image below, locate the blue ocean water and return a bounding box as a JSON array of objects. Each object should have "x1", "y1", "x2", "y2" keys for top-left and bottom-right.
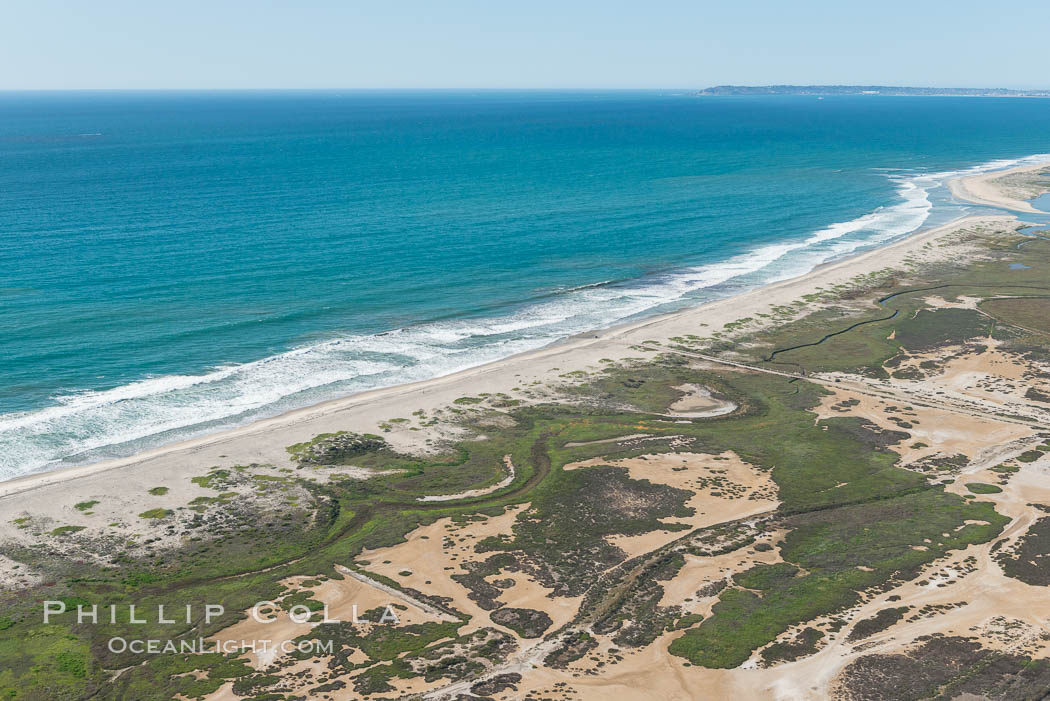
[{"x1": 2, "y1": 91, "x2": 1049, "y2": 478}]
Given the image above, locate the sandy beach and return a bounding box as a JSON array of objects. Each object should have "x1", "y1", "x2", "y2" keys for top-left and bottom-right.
[{"x1": 0, "y1": 210, "x2": 1018, "y2": 511}]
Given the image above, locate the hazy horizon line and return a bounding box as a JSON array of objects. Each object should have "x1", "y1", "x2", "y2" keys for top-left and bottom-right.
[{"x1": 1, "y1": 84, "x2": 1049, "y2": 94}]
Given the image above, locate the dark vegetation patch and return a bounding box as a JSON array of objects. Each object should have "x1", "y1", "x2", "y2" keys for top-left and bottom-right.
[
  {"x1": 287, "y1": 431, "x2": 389, "y2": 465},
  {"x1": 1025, "y1": 387, "x2": 1050, "y2": 404},
  {"x1": 836, "y1": 635, "x2": 1050, "y2": 701},
  {"x1": 471, "y1": 672, "x2": 522, "y2": 696},
  {"x1": 310, "y1": 679, "x2": 346, "y2": 693},
  {"x1": 451, "y1": 552, "x2": 521, "y2": 611},
  {"x1": 544, "y1": 632, "x2": 598, "y2": 669},
  {"x1": 760, "y1": 627, "x2": 824, "y2": 665},
  {"x1": 996, "y1": 515, "x2": 1050, "y2": 586},
  {"x1": 345, "y1": 627, "x2": 515, "y2": 695},
  {"x1": 893, "y1": 308, "x2": 992, "y2": 352},
  {"x1": 847, "y1": 606, "x2": 911, "y2": 641},
  {"x1": 890, "y1": 365, "x2": 925, "y2": 381},
  {"x1": 908, "y1": 452, "x2": 969, "y2": 476},
  {"x1": 830, "y1": 420, "x2": 910, "y2": 450},
  {"x1": 734, "y1": 562, "x2": 800, "y2": 590},
  {"x1": 592, "y1": 553, "x2": 687, "y2": 648},
  {"x1": 981, "y1": 297, "x2": 1050, "y2": 334},
  {"x1": 674, "y1": 613, "x2": 705, "y2": 630},
  {"x1": 966, "y1": 482, "x2": 1003, "y2": 494},
  {"x1": 291, "y1": 619, "x2": 464, "y2": 669},
  {"x1": 488, "y1": 608, "x2": 552, "y2": 639},
  {"x1": 477, "y1": 465, "x2": 693, "y2": 597}
]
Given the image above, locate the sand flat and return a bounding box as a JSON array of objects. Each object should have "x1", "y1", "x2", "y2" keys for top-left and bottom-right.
[{"x1": 948, "y1": 161, "x2": 1049, "y2": 213}]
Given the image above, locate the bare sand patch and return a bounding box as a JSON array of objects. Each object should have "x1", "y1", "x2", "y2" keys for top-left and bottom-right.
[
  {"x1": 816, "y1": 385, "x2": 1034, "y2": 466},
  {"x1": 922, "y1": 295, "x2": 984, "y2": 310},
  {"x1": 658, "y1": 531, "x2": 786, "y2": 611},
  {"x1": 946, "y1": 452, "x2": 1050, "y2": 521},
  {"x1": 353, "y1": 504, "x2": 582, "y2": 639},
  {"x1": 490, "y1": 571, "x2": 581, "y2": 631},
  {"x1": 0, "y1": 552, "x2": 41, "y2": 589},
  {"x1": 927, "y1": 340, "x2": 1031, "y2": 407},
  {"x1": 356, "y1": 507, "x2": 526, "y2": 633},
  {"x1": 496, "y1": 633, "x2": 735, "y2": 701},
  {"x1": 666, "y1": 384, "x2": 737, "y2": 417},
  {"x1": 209, "y1": 571, "x2": 442, "y2": 669},
  {"x1": 566, "y1": 451, "x2": 778, "y2": 558}
]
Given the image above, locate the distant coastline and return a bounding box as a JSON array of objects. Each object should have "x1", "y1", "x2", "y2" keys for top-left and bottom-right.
[{"x1": 699, "y1": 85, "x2": 1050, "y2": 97}]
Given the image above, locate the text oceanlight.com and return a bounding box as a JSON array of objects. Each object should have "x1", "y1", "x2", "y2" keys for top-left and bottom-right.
[{"x1": 107, "y1": 637, "x2": 334, "y2": 655}]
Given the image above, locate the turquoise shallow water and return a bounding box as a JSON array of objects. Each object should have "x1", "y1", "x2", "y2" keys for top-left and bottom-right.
[{"x1": 2, "y1": 91, "x2": 1049, "y2": 477}]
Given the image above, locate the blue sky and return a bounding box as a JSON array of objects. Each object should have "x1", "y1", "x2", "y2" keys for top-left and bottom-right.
[{"x1": 3, "y1": 0, "x2": 1048, "y2": 89}]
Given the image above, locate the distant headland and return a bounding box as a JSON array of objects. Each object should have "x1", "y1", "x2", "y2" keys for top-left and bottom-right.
[{"x1": 699, "y1": 85, "x2": 1050, "y2": 97}]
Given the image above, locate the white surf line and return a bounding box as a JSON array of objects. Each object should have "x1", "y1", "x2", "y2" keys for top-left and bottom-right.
[
  {"x1": 417, "y1": 454, "x2": 515, "y2": 502},
  {"x1": 334, "y1": 564, "x2": 459, "y2": 622}
]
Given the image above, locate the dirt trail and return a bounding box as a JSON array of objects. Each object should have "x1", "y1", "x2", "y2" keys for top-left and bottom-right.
[{"x1": 334, "y1": 564, "x2": 459, "y2": 621}]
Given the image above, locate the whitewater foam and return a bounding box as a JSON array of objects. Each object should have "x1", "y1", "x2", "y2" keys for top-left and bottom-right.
[{"x1": 2, "y1": 153, "x2": 1048, "y2": 479}]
